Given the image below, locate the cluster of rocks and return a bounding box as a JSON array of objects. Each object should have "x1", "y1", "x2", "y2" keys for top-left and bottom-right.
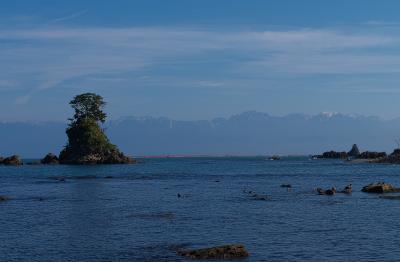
[
  {"x1": 317, "y1": 184, "x2": 352, "y2": 195},
  {"x1": 313, "y1": 144, "x2": 388, "y2": 161},
  {"x1": 0, "y1": 155, "x2": 23, "y2": 166},
  {"x1": 0, "y1": 152, "x2": 135, "y2": 166},
  {"x1": 243, "y1": 189, "x2": 269, "y2": 201},
  {"x1": 316, "y1": 182, "x2": 400, "y2": 195}
]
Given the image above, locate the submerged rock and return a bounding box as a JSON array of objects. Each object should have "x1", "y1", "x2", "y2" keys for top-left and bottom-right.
[
  {"x1": 281, "y1": 184, "x2": 292, "y2": 188},
  {"x1": 269, "y1": 155, "x2": 280, "y2": 161},
  {"x1": 317, "y1": 187, "x2": 337, "y2": 195},
  {"x1": 0, "y1": 196, "x2": 10, "y2": 201},
  {"x1": 379, "y1": 195, "x2": 400, "y2": 200},
  {"x1": 3, "y1": 155, "x2": 22, "y2": 166},
  {"x1": 251, "y1": 194, "x2": 269, "y2": 201},
  {"x1": 361, "y1": 182, "x2": 400, "y2": 193},
  {"x1": 340, "y1": 184, "x2": 353, "y2": 194},
  {"x1": 178, "y1": 244, "x2": 249, "y2": 260},
  {"x1": 41, "y1": 153, "x2": 59, "y2": 164}
]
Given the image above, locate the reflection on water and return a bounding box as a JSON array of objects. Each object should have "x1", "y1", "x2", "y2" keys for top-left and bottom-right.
[{"x1": 1, "y1": 157, "x2": 400, "y2": 261}]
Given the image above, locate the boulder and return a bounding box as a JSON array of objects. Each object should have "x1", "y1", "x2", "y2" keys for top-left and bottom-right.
[
  {"x1": 0, "y1": 157, "x2": 3, "y2": 164},
  {"x1": 3, "y1": 155, "x2": 22, "y2": 166},
  {"x1": 317, "y1": 187, "x2": 337, "y2": 195},
  {"x1": 41, "y1": 153, "x2": 59, "y2": 164},
  {"x1": 178, "y1": 244, "x2": 249, "y2": 260},
  {"x1": 347, "y1": 144, "x2": 360, "y2": 157},
  {"x1": 361, "y1": 182, "x2": 400, "y2": 193}
]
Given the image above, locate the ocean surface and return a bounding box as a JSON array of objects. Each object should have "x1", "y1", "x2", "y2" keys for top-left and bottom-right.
[{"x1": 1, "y1": 157, "x2": 400, "y2": 261}]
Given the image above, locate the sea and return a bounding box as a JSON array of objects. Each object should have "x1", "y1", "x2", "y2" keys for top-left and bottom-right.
[{"x1": 1, "y1": 156, "x2": 400, "y2": 261}]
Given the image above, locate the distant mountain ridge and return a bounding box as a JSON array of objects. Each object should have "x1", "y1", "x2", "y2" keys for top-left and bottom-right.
[{"x1": 0, "y1": 111, "x2": 399, "y2": 158}]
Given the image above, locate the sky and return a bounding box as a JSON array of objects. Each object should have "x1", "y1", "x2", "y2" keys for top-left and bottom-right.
[{"x1": 2, "y1": 0, "x2": 400, "y2": 121}]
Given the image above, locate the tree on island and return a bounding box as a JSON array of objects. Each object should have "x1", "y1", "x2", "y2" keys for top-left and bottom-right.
[{"x1": 59, "y1": 93, "x2": 134, "y2": 164}]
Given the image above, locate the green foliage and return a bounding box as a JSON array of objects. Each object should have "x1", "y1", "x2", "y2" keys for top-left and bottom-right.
[
  {"x1": 61, "y1": 118, "x2": 117, "y2": 159},
  {"x1": 60, "y1": 93, "x2": 132, "y2": 164},
  {"x1": 70, "y1": 93, "x2": 107, "y2": 123}
]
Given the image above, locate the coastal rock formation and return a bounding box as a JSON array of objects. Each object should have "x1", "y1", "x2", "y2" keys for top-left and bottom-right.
[
  {"x1": 359, "y1": 151, "x2": 387, "y2": 159},
  {"x1": 59, "y1": 93, "x2": 135, "y2": 165},
  {"x1": 41, "y1": 153, "x2": 59, "y2": 164},
  {"x1": 0, "y1": 157, "x2": 3, "y2": 164},
  {"x1": 322, "y1": 151, "x2": 348, "y2": 159},
  {"x1": 3, "y1": 155, "x2": 22, "y2": 165},
  {"x1": 178, "y1": 244, "x2": 249, "y2": 260},
  {"x1": 361, "y1": 182, "x2": 400, "y2": 193},
  {"x1": 347, "y1": 144, "x2": 360, "y2": 157}
]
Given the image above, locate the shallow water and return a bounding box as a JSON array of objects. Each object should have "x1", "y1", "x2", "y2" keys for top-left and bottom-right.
[{"x1": 1, "y1": 157, "x2": 400, "y2": 261}]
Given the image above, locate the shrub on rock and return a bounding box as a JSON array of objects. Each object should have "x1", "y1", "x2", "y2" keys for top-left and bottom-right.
[
  {"x1": 3, "y1": 155, "x2": 22, "y2": 166},
  {"x1": 59, "y1": 93, "x2": 134, "y2": 165}
]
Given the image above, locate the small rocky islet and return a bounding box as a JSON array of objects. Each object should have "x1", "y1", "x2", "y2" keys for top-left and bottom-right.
[
  {"x1": 312, "y1": 143, "x2": 400, "y2": 163},
  {"x1": 0, "y1": 93, "x2": 134, "y2": 166}
]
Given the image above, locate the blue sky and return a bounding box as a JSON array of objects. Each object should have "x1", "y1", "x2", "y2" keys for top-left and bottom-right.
[{"x1": 2, "y1": 0, "x2": 400, "y2": 121}]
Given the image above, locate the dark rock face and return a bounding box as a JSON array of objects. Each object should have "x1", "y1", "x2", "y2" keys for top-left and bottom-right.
[
  {"x1": 347, "y1": 144, "x2": 360, "y2": 157},
  {"x1": 361, "y1": 182, "x2": 400, "y2": 193},
  {"x1": 178, "y1": 244, "x2": 249, "y2": 260},
  {"x1": 0, "y1": 157, "x2": 3, "y2": 164},
  {"x1": 3, "y1": 155, "x2": 22, "y2": 166},
  {"x1": 41, "y1": 153, "x2": 59, "y2": 164},
  {"x1": 321, "y1": 151, "x2": 348, "y2": 159},
  {"x1": 372, "y1": 149, "x2": 400, "y2": 163},
  {"x1": 359, "y1": 151, "x2": 387, "y2": 159}
]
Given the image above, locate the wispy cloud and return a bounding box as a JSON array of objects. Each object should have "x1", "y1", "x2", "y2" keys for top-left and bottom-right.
[
  {"x1": 1, "y1": 25, "x2": 400, "y2": 103},
  {"x1": 48, "y1": 10, "x2": 88, "y2": 24}
]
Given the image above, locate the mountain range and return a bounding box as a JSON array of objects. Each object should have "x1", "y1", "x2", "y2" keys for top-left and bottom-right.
[{"x1": 1, "y1": 111, "x2": 399, "y2": 158}]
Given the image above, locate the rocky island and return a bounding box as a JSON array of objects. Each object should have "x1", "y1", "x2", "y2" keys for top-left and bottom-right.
[{"x1": 58, "y1": 93, "x2": 134, "y2": 165}]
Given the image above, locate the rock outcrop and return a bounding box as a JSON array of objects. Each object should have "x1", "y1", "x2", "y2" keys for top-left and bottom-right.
[
  {"x1": 59, "y1": 93, "x2": 135, "y2": 165},
  {"x1": 347, "y1": 144, "x2": 360, "y2": 157},
  {"x1": 322, "y1": 151, "x2": 348, "y2": 159},
  {"x1": 359, "y1": 151, "x2": 387, "y2": 159},
  {"x1": 3, "y1": 155, "x2": 22, "y2": 165},
  {"x1": 0, "y1": 157, "x2": 3, "y2": 164},
  {"x1": 178, "y1": 244, "x2": 249, "y2": 260},
  {"x1": 41, "y1": 153, "x2": 59, "y2": 164},
  {"x1": 361, "y1": 182, "x2": 400, "y2": 193}
]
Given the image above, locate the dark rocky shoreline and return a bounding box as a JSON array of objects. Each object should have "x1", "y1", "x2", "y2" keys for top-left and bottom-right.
[{"x1": 312, "y1": 143, "x2": 400, "y2": 164}]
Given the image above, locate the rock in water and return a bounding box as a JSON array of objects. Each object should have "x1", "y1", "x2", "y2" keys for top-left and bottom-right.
[
  {"x1": 58, "y1": 93, "x2": 135, "y2": 165},
  {"x1": 178, "y1": 244, "x2": 249, "y2": 260},
  {"x1": 361, "y1": 182, "x2": 400, "y2": 193},
  {"x1": 347, "y1": 144, "x2": 360, "y2": 157},
  {"x1": 41, "y1": 153, "x2": 59, "y2": 164},
  {"x1": 0, "y1": 157, "x2": 3, "y2": 164},
  {"x1": 3, "y1": 155, "x2": 22, "y2": 165}
]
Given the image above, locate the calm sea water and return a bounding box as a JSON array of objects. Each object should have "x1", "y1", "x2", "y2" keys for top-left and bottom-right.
[{"x1": 1, "y1": 157, "x2": 400, "y2": 261}]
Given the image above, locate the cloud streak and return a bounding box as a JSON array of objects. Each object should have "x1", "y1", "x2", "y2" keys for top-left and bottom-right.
[{"x1": 1, "y1": 25, "x2": 400, "y2": 103}]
